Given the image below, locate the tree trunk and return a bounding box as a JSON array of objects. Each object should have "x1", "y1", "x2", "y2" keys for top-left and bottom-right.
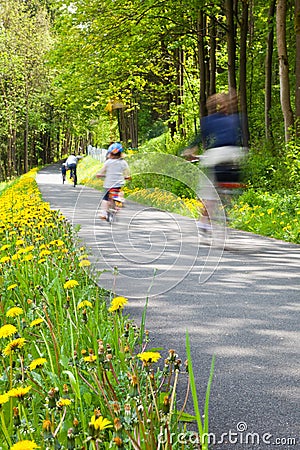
[
  {"x1": 225, "y1": 0, "x2": 237, "y2": 90},
  {"x1": 176, "y1": 47, "x2": 185, "y2": 135},
  {"x1": 265, "y1": 0, "x2": 276, "y2": 140},
  {"x1": 24, "y1": 94, "x2": 29, "y2": 173},
  {"x1": 209, "y1": 17, "x2": 217, "y2": 96},
  {"x1": 239, "y1": 0, "x2": 249, "y2": 147},
  {"x1": 197, "y1": 9, "x2": 207, "y2": 117},
  {"x1": 295, "y1": 0, "x2": 300, "y2": 134},
  {"x1": 276, "y1": 0, "x2": 294, "y2": 141}
]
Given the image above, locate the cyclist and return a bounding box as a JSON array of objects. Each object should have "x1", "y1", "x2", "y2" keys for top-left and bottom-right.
[
  {"x1": 61, "y1": 162, "x2": 67, "y2": 183},
  {"x1": 96, "y1": 142, "x2": 130, "y2": 220},
  {"x1": 183, "y1": 91, "x2": 247, "y2": 231},
  {"x1": 65, "y1": 154, "x2": 78, "y2": 184}
]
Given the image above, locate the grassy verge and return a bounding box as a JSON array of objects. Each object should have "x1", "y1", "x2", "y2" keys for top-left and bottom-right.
[
  {"x1": 78, "y1": 154, "x2": 300, "y2": 244},
  {"x1": 228, "y1": 188, "x2": 300, "y2": 244},
  {"x1": 0, "y1": 169, "x2": 215, "y2": 449}
]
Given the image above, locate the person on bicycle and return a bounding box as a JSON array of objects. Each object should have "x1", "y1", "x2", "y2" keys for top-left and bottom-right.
[
  {"x1": 96, "y1": 142, "x2": 130, "y2": 220},
  {"x1": 183, "y1": 91, "x2": 247, "y2": 231},
  {"x1": 65, "y1": 154, "x2": 78, "y2": 181},
  {"x1": 61, "y1": 162, "x2": 67, "y2": 179}
]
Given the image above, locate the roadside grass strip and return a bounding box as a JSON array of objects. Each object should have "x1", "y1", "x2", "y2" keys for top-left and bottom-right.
[{"x1": 0, "y1": 170, "x2": 214, "y2": 449}]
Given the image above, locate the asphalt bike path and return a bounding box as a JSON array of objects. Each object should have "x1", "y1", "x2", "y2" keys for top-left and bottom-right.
[{"x1": 36, "y1": 164, "x2": 300, "y2": 449}]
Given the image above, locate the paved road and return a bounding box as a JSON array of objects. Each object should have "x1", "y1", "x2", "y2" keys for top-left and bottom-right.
[{"x1": 36, "y1": 164, "x2": 300, "y2": 449}]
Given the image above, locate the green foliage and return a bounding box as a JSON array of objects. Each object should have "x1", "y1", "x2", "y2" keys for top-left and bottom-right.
[
  {"x1": 283, "y1": 131, "x2": 300, "y2": 185},
  {"x1": 229, "y1": 188, "x2": 300, "y2": 243},
  {"x1": 186, "y1": 331, "x2": 215, "y2": 450}
]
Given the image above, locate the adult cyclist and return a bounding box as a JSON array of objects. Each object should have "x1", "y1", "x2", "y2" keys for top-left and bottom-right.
[
  {"x1": 65, "y1": 153, "x2": 78, "y2": 185},
  {"x1": 96, "y1": 142, "x2": 130, "y2": 220}
]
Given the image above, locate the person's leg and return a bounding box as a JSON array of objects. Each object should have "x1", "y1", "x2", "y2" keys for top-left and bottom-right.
[
  {"x1": 197, "y1": 167, "x2": 217, "y2": 231},
  {"x1": 99, "y1": 191, "x2": 109, "y2": 219}
]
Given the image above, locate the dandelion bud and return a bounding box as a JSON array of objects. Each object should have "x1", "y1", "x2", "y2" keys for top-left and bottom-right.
[
  {"x1": 13, "y1": 406, "x2": 21, "y2": 427},
  {"x1": 67, "y1": 428, "x2": 76, "y2": 450},
  {"x1": 174, "y1": 359, "x2": 182, "y2": 371},
  {"x1": 47, "y1": 387, "x2": 59, "y2": 408},
  {"x1": 124, "y1": 404, "x2": 131, "y2": 416},
  {"x1": 113, "y1": 436, "x2": 124, "y2": 447},
  {"x1": 114, "y1": 417, "x2": 122, "y2": 431},
  {"x1": 112, "y1": 401, "x2": 121, "y2": 415},
  {"x1": 162, "y1": 395, "x2": 170, "y2": 414},
  {"x1": 73, "y1": 417, "x2": 80, "y2": 435},
  {"x1": 98, "y1": 340, "x2": 105, "y2": 355},
  {"x1": 43, "y1": 419, "x2": 53, "y2": 440}
]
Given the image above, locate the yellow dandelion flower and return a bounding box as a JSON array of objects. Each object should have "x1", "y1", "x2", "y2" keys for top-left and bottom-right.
[
  {"x1": 78, "y1": 300, "x2": 93, "y2": 309},
  {"x1": 137, "y1": 351, "x2": 161, "y2": 364},
  {"x1": 6, "y1": 307, "x2": 24, "y2": 318},
  {"x1": 63, "y1": 280, "x2": 79, "y2": 289},
  {"x1": 78, "y1": 254, "x2": 89, "y2": 260},
  {"x1": 23, "y1": 254, "x2": 33, "y2": 262},
  {"x1": 1, "y1": 244, "x2": 10, "y2": 251},
  {"x1": 12, "y1": 254, "x2": 19, "y2": 261},
  {"x1": 0, "y1": 256, "x2": 10, "y2": 263},
  {"x1": 0, "y1": 324, "x2": 18, "y2": 338},
  {"x1": 0, "y1": 393, "x2": 9, "y2": 405},
  {"x1": 90, "y1": 415, "x2": 113, "y2": 431},
  {"x1": 24, "y1": 245, "x2": 34, "y2": 253},
  {"x1": 10, "y1": 440, "x2": 39, "y2": 450},
  {"x1": 30, "y1": 318, "x2": 44, "y2": 327},
  {"x1": 8, "y1": 385, "x2": 32, "y2": 399},
  {"x1": 7, "y1": 284, "x2": 18, "y2": 291},
  {"x1": 29, "y1": 358, "x2": 47, "y2": 371},
  {"x1": 39, "y1": 250, "x2": 51, "y2": 257},
  {"x1": 108, "y1": 296, "x2": 128, "y2": 313},
  {"x1": 79, "y1": 259, "x2": 91, "y2": 268},
  {"x1": 55, "y1": 240, "x2": 65, "y2": 247},
  {"x1": 38, "y1": 259, "x2": 46, "y2": 264},
  {"x1": 84, "y1": 355, "x2": 97, "y2": 362},
  {"x1": 3, "y1": 338, "x2": 26, "y2": 356},
  {"x1": 57, "y1": 398, "x2": 72, "y2": 407},
  {"x1": 15, "y1": 239, "x2": 24, "y2": 246}
]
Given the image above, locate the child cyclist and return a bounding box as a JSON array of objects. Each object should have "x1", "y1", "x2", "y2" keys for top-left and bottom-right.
[{"x1": 96, "y1": 142, "x2": 130, "y2": 220}]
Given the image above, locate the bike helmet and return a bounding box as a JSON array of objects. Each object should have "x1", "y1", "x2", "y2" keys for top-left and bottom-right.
[{"x1": 107, "y1": 142, "x2": 123, "y2": 155}]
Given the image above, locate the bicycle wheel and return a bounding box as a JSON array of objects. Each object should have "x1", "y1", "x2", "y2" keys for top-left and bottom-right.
[{"x1": 106, "y1": 210, "x2": 115, "y2": 223}]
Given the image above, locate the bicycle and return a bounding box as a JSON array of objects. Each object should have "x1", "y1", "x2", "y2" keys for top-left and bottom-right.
[
  {"x1": 106, "y1": 188, "x2": 124, "y2": 223},
  {"x1": 189, "y1": 157, "x2": 246, "y2": 224},
  {"x1": 61, "y1": 164, "x2": 67, "y2": 184},
  {"x1": 68, "y1": 165, "x2": 77, "y2": 187}
]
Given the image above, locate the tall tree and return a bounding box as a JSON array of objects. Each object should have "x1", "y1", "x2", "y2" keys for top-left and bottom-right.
[
  {"x1": 276, "y1": 0, "x2": 294, "y2": 141},
  {"x1": 239, "y1": 0, "x2": 249, "y2": 146},
  {"x1": 225, "y1": 0, "x2": 237, "y2": 91},
  {"x1": 265, "y1": 0, "x2": 276, "y2": 140},
  {"x1": 295, "y1": 0, "x2": 300, "y2": 133}
]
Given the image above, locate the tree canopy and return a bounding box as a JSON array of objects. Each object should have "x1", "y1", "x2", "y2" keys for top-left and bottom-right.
[{"x1": 0, "y1": 0, "x2": 299, "y2": 178}]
